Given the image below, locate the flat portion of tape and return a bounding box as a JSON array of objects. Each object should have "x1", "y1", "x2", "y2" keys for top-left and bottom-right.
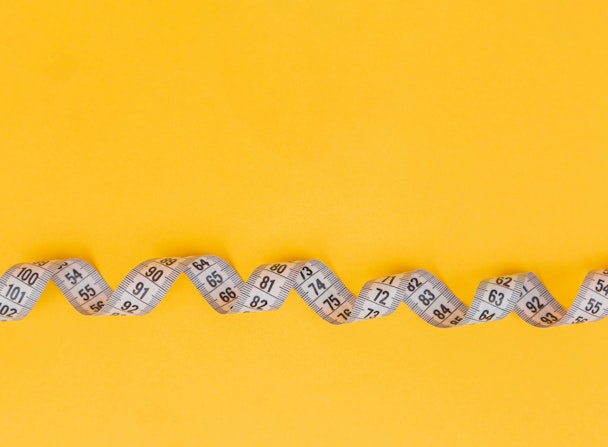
[{"x1": 0, "y1": 256, "x2": 605, "y2": 327}]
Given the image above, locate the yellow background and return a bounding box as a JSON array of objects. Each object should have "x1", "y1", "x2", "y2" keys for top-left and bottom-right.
[{"x1": 1, "y1": 1, "x2": 607, "y2": 445}]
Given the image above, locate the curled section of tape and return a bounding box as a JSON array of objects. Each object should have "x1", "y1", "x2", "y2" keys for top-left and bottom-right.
[{"x1": 0, "y1": 256, "x2": 605, "y2": 327}]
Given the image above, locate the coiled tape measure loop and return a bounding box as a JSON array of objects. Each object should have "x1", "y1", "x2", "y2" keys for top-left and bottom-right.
[{"x1": 0, "y1": 255, "x2": 606, "y2": 327}]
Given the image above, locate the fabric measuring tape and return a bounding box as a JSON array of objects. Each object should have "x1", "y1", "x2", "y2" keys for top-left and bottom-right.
[{"x1": 0, "y1": 256, "x2": 606, "y2": 327}]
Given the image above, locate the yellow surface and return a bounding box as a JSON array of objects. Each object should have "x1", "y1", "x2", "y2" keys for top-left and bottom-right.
[{"x1": 1, "y1": 1, "x2": 607, "y2": 445}]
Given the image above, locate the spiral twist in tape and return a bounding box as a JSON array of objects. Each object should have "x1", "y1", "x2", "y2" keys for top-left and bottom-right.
[{"x1": 0, "y1": 255, "x2": 606, "y2": 327}]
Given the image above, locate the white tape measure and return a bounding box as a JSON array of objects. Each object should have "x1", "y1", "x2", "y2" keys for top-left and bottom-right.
[{"x1": 0, "y1": 256, "x2": 606, "y2": 327}]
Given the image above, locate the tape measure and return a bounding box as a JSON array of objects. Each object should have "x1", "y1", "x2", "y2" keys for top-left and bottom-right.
[{"x1": 0, "y1": 256, "x2": 606, "y2": 326}]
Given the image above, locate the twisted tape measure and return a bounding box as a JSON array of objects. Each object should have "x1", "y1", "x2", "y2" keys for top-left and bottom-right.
[{"x1": 0, "y1": 255, "x2": 606, "y2": 327}]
